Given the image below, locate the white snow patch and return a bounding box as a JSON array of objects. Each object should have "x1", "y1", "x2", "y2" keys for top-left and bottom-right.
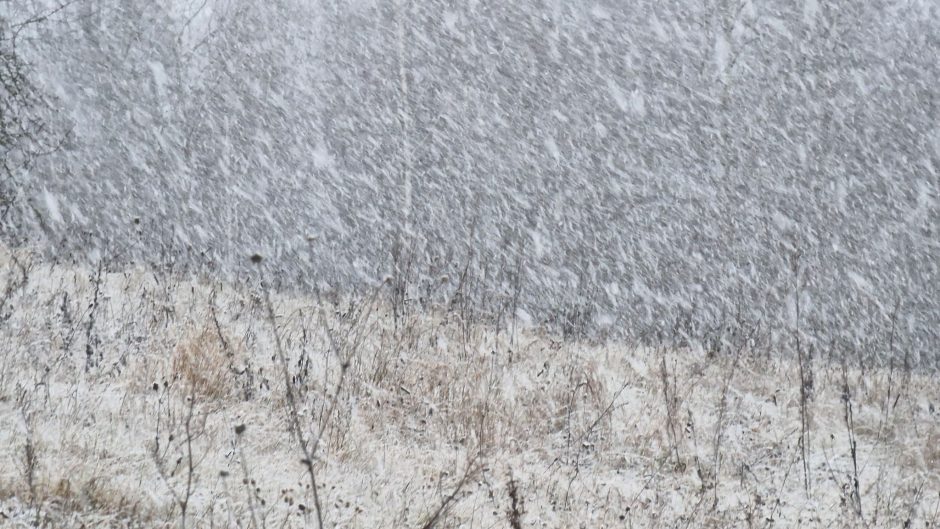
[
  {"x1": 42, "y1": 188, "x2": 64, "y2": 224},
  {"x1": 312, "y1": 141, "x2": 334, "y2": 169},
  {"x1": 544, "y1": 135, "x2": 561, "y2": 162},
  {"x1": 529, "y1": 227, "x2": 550, "y2": 258},
  {"x1": 929, "y1": 125, "x2": 940, "y2": 158},
  {"x1": 606, "y1": 78, "x2": 629, "y2": 113},
  {"x1": 648, "y1": 15, "x2": 669, "y2": 41},
  {"x1": 148, "y1": 61, "x2": 169, "y2": 96},
  {"x1": 514, "y1": 307, "x2": 533, "y2": 327},
  {"x1": 442, "y1": 10, "x2": 459, "y2": 33},
  {"x1": 630, "y1": 89, "x2": 646, "y2": 117},
  {"x1": 847, "y1": 271, "x2": 873, "y2": 293},
  {"x1": 763, "y1": 16, "x2": 792, "y2": 40},
  {"x1": 594, "y1": 312, "x2": 616, "y2": 328},
  {"x1": 803, "y1": 0, "x2": 819, "y2": 28},
  {"x1": 590, "y1": 5, "x2": 611, "y2": 21},
  {"x1": 714, "y1": 32, "x2": 730, "y2": 74},
  {"x1": 771, "y1": 210, "x2": 796, "y2": 232}
]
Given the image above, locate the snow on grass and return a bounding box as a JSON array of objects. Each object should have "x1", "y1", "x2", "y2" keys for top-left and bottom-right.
[{"x1": 0, "y1": 244, "x2": 938, "y2": 528}]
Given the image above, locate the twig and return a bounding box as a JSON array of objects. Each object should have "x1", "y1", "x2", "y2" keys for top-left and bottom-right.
[
  {"x1": 84, "y1": 260, "x2": 103, "y2": 372},
  {"x1": 260, "y1": 282, "x2": 325, "y2": 529},
  {"x1": 418, "y1": 453, "x2": 481, "y2": 529},
  {"x1": 712, "y1": 325, "x2": 755, "y2": 509},
  {"x1": 790, "y1": 248, "x2": 812, "y2": 495},
  {"x1": 841, "y1": 357, "x2": 864, "y2": 521},
  {"x1": 660, "y1": 351, "x2": 683, "y2": 470},
  {"x1": 180, "y1": 390, "x2": 197, "y2": 529}
]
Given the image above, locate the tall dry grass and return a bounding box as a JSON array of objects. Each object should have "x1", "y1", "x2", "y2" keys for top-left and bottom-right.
[{"x1": 0, "y1": 244, "x2": 938, "y2": 528}]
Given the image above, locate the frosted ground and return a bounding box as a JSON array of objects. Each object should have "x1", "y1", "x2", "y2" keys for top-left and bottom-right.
[
  {"x1": 1, "y1": 0, "x2": 939, "y2": 527},
  {"x1": 1, "y1": 246, "x2": 939, "y2": 528}
]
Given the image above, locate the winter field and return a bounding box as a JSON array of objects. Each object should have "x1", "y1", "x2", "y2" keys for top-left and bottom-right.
[
  {"x1": 2, "y1": 1, "x2": 939, "y2": 527},
  {"x1": 1, "y1": 245, "x2": 939, "y2": 528}
]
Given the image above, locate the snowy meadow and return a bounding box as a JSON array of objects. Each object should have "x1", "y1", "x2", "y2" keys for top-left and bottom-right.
[
  {"x1": 1, "y1": 0, "x2": 938, "y2": 527},
  {"x1": 0, "y1": 246, "x2": 939, "y2": 528}
]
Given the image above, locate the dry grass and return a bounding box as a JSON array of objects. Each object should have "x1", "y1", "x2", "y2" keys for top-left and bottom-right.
[
  {"x1": 171, "y1": 325, "x2": 234, "y2": 401},
  {"x1": 1, "y1": 245, "x2": 939, "y2": 528}
]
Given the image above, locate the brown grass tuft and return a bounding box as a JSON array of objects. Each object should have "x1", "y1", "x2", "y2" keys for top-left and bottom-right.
[{"x1": 171, "y1": 326, "x2": 232, "y2": 400}]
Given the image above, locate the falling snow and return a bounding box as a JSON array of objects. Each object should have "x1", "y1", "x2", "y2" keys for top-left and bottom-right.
[{"x1": 1, "y1": 0, "x2": 938, "y2": 362}]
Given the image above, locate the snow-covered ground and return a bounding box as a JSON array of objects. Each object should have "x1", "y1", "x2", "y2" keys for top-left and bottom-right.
[{"x1": 1, "y1": 245, "x2": 938, "y2": 528}]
